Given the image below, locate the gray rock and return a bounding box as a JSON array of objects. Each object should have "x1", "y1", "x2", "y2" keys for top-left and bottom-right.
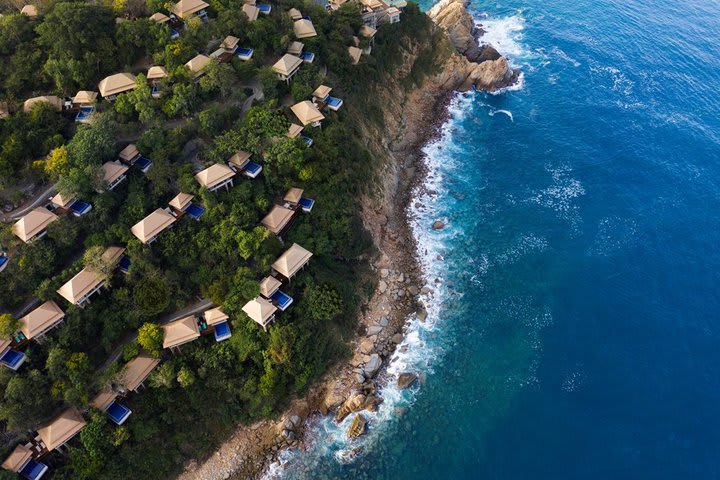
[
  {"x1": 397, "y1": 372, "x2": 418, "y2": 389},
  {"x1": 379, "y1": 316, "x2": 389, "y2": 326},
  {"x1": 363, "y1": 354, "x2": 382, "y2": 377},
  {"x1": 380, "y1": 268, "x2": 389, "y2": 278},
  {"x1": 287, "y1": 431, "x2": 296, "y2": 441},
  {"x1": 392, "y1": 333, "x2": 404, "y2": 344},
  {"x1": 397, "y1": 289, "x2": 405, "y2": 297},
  {"x1": 378, "y1": 280, "x2": 388, "y2": 293},
  {"x1": 290, "y1": 415, "x2": 301, "y2": 426},
  {"x1": 355, "y1": 372, "x2": 366, "y2": 383},
  {"x1": 367, "y1": 325, "x2": 383, "y2": 335},
  {"x1": 408, "y1": 285, "x2": 419, "y2": 296},
  {"x1": 421, "y1": 286, "x2": 431, "y2": 295}
]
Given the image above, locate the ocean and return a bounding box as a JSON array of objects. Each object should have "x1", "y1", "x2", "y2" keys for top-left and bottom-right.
[{"x1": 271, "y1": 0, "x2": 720, "y2": 477}]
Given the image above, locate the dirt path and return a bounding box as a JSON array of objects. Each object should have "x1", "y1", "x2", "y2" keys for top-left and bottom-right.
[{"x1": 1, "y1": 184, "x2": 54, "y2": 223}]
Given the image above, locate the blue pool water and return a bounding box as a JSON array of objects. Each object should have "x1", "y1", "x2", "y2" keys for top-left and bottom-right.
[{"x1": 273, "y1": 0, "x2": 720, "y2": 478}]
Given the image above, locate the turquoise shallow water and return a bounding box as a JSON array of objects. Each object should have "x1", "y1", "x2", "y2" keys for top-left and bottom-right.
[{"x1": 273, "y1": 0, "x2": 720, "y2": 478}]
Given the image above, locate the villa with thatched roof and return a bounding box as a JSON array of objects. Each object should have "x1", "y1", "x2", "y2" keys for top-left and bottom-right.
[
  {"x1": 13, "y1": 207, "x2": 58, "y2": 243},
  {"x1": 172, "y1": 0, "x2": 209, "y2": 20},
  {"x1": 98, "y1": 73, "x2": 136, "y2": 99},
  {"x1": 131, "y1": 208, "x2": 178, "y2": 244},
  {"x1": 291, "y1": 100, "x2": 325, "y2": 127},
  {"x1": 286, "y1": 123, "x2": 304, "y2": 139},
  {"x1": 101, "y1": 161, "x2": 129, "y2": 191},
  {"x1": 23, "y1": 96, "x2": 63, "y2": 113},
  {"x1": 348, "y1": 46, "x2": 363, "y2": 64},
  {"x1": 19, "y1": 300, "x2": 65, "y2": 341},
  {"x1": 288, "y1": 8, "x2": 302, "y2": 20},
  {"x1": 242, "y1": 297, "x2": 277, "y2": 330},
  {"x1": 185, "y1": 54, "x2": 212, "y2": 80},
  {"x1": 272, "y1": 54, "x2": 303, "y2": 82},
  {"x1": 36, "y1": 408, "x2": 86, "y2": 452},
  {"x1": 119, "y1": 354, "x2": 160, "y2": 392},
  {"x1": 272, "y1": 243, "x2": 313, "y2": 280},
  {"x1": 242, "y1": 3, "x2": 259, "y2": 21},
  {"x1": 56, "y1": 246, "x2": 123, "y2": 306},
  {"x1": 294, "y1": 18, "x2": 317, "y2": 38},
  {"x1": 72, "y1": 91, "x2": 97, "y2": 106},
  {"x1": 195, "y1": 163, "x2": 236, "y2": 191},
  {"x1": 163, "y1": 315, "x2": 200, "y2": 349},
  {"x1": 261, "y1": 205, "x2": 295, "y2": 235}
]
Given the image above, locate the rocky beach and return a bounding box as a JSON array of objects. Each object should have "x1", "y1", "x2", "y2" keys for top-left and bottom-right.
[{"x1": 176, "y1": 2, "x2": 518, "y2": 478}]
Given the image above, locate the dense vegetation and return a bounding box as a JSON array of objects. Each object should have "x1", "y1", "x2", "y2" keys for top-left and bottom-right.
[{"x1": 0, "y1": 0, "x2": 441, "y2": 478}]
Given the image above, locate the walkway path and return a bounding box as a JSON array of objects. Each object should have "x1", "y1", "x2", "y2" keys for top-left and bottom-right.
[
  {"x1": 99, "y1": 297, "x2": 213, "y2": 372},
  {"x1": 1, "y1": 184, "x2": 55, "y2": 223}
]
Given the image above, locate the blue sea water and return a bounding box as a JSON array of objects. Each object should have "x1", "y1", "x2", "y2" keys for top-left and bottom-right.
[{"x1": 273, "y1": 0, "x2": 720, "y2": 478}]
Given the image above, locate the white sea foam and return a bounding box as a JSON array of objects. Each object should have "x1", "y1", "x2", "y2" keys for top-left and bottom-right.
[
  {"x1": 488, "y1": 109, "x2": 514, "y2": 121},
  {"x1": 476, "y1": 11, "x2": 529, "y2": 64}
]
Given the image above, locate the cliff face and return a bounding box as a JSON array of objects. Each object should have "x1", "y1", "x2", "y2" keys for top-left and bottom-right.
[{"x1": 428, "y1": 0, "x2": 520, "y2": 92}]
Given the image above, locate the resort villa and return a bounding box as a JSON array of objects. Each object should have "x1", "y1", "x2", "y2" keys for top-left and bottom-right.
[
  {"x1": 348, "y1": 46, "x2": 362, "y2": 65},
  {"x1": 36, "y1": 408, "x2": 86, "y2": 453},
  {"x1": 293, "y1": 18, "x2": 317, "y2": 39},
  {"x1": 49, "y1": 192, "x2": 92, "y2": 217},
  {"x1": 242, "y1": 296, "x2": 277, "y2": 331},
  {"x1": 23, "y1": 96, "x2": 63, "y2": 113},
  {"x1": 261, "y1": 205, "x2": 296, "y2": 236},
  {"x1": 131, "y1": 208, "x2": 178, "y2": 244},
  {"x1": 203, "y1": 307, "x2": 232, "y2": 341},
  {"x1": 291, "y1": 100, "x2": 325, "y2": 127},
  {"x1": 163, "y1": 315, "x2": 201, "y2": 350},
  {"x1": 13, "y1": 207, "x2": 58, "y2": 243},
  {"x1": 101, "y1": 161, "x2": 130, "y2": 191},
  {"x1": 118, "y1": 143, "x2": 153, "y2": 172},
  {"x1": 119, "y1": 354, "x2": 160, "y2": 393},
  {"x1": 1, "y1": 444, "x2": 47, "y2": 480},
  {"x1": 272, "y1": 243, "x2": 313, "y2": 281},
  {"x1": 284, "y1": 187, "x2": 315, "y2": 212},
  {"x1": 169, "y1": 192, "x2": 205, "y2": 219},
  {"x1": 147, "y1": 66, "x2": 168, "y2": 96},
  {"x1": 185, "y1": 54, "x2": 212, "y2": 80},
  {"x1": 90, "y1": 389, "x2": 132, "y2": 425},
  {"x1": 227, "y1": 150, "x2": 263, "y2": 178},
  {"x1": 288, "y1": 7, "x2": 302, "y2": 20},
  {"x1": 19, "y1": 300, "x2": 66, "y2": 342},
  {"x1": 287, "y1": 41, "x2": 304, "y2": 56},
  {"x1": 98, "y1": 72, "x2": 136, "y2": 100},
  {"x1": 0, "y1": 338, "x2": 26, "y2": 371},
  {"x1": 242, "y1": 3, "x2": 260, "y2": 21},
  {"x1": 172, "y1": 0, "x2": 209, "y2": 21},
  {"x1": 272, "y1": 54, "x2": 303, "y2": 83},
  {"x1": 56, "y1": 246, "x2": 125, "y2": 307},
  {"x1": 195, "y1": 163, "x2": 236, "y2": 191}
]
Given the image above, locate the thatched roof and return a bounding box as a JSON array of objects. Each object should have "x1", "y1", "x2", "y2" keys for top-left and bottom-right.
[
  {"x1": 19, "y1": 300, "x2": 65, "y2": 340},
  {"x1": 291, "y1": 101, "x2": 325, "y2": 126},
  {"x1": 131, "y1": 208, "x2": 177, "y2": 244},
  {"x1": 37, "y1": 408, "x2": 86, "y2": 452},
  {"x1": 272, "y1": 54, "x2": 303, "y2": 77},
  {"x1": 294, "y1": 19, "x2": 317, "y2": 38},
  {"x1": 12, "y1": 207, "x2": 58, "y2": 242},
  {"x1": 98, "y1": 73, "x2": 136, "y2": 97},
  {"x1": 272, "y1": 243, "x2": 312, "y2": 279}
]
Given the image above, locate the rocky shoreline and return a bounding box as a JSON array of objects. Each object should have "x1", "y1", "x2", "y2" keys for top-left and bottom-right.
[{"x1": 176, "y1": 2, "x2": 517, "y2": 479}]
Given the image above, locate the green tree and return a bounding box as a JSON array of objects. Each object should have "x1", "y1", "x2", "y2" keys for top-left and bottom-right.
[
  {"x1": 199, "y1": 61, "x2": 236, "y2": 99},
  {"x1": 137, "y1": 323, "x2": 163, "y2": 356},
  {"x1": 134, "y1": 277, "x2": 170, "y2": 316},
  {"x1": 267, "y1": 324, "x2": 296, "y2": 365},
  {"x1": 177, "y1": 366, "x2": 195, "y2": 388},
  {"x1": 149, "y1": 362, "x2": 175, "y2": 388},
  {"x1": 306, "y1": 284, "x2": 343, "y2": 322},
  {"x1": 0, "y1": 313, "x2": 19, "y2": 338}
]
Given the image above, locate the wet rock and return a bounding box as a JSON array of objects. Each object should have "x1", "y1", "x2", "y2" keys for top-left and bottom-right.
[
  {"x1": 421, "y1": 286, "x2": 432, "y2": 295},
  {"x1": 417, "y1": 308, "x2": 428, "y2": 321},
  {"x1": 290, "y1": 415, "x2": 301, "y2": 426},
  {"x1": 392, "y1": 333, "x2": 404, "y2": 344},
  {"x1": 335, "y1": 394, "x2": 367, "y2": 422},
  {"x1": 408, "y1": 285, "x2": 419, "y2": 296},
  {"x1": 397, "y1": 372, "x2": 418, "y2": 389},
  {"x1": 347, "y1": 414, "x2": 368, "y2": 438},
  {"x1": 432, "y1": 220, "x2": 445, "y2": 230}
]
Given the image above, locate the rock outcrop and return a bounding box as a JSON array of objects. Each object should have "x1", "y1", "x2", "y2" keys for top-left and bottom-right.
[
  {"x1": 347, "y1": 414, "x2": 368, "y2": 438},
  {"x1": 428, "y1": 0, "x2": 520, "y2": 91}
]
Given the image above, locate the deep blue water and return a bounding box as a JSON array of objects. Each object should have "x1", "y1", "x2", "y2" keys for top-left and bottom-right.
[{"x1": 276, "y1": 0, "x2": 720, "y2": 478}]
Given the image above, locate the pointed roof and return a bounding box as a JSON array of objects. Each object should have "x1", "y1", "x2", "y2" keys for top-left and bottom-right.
[
  {"x1": 294, "y1": 18, "x2": 317, "y2": 38},
  {"x1": 131, "y1": 208, "x2": 177, "y2": 244},
  {"x1": 272, "y1": 54, "x2": 303, "y2": 77},
  {"x1": 227, "y1": 150, "x2": 252, "y2": 168},
  {"x1": 23, "y1": 96, "x2": 63, "y2": 112},
  {"x1": 19, "y1": 300, "x2": 65, "y2": 340},
  {"x1": 287, "y1": 41, "x2": 304, "y2": 55},
  {"x1": 98, "y1": 73, "x2": 136, "y2": 98},
  {"x1": 272, "y1": 243, "x2": 313, "y2": 279},
  {"x1": 149, "y1": 12, "x2": 170, "y2": 23},
  {"x1": 13, "y1": 207, "x2": 58, "y2": 243},
  {"x1": 147, "y1": 65, "x2": 168, "y2": 80},
  {"x1": 291, "y1": 100, "x2": 325, "y2": 126},
  {"x1": 286, "y1": 123, "x2": 303, "y2": 138},
  {"x1": 2, "y1": 445, "x2": 32, "y2": 472},
  {"x1": 348, "y1": 46, "x2": 362, "y2": 64},
  {"x1": 57, "y1": 268, "x2": 105, "y2": 305},
  {"x1": 72, "y1": 91, "x2": 98, "y2": 104},
  {"x1": 102, "y1": 160, "x2": 129, "y2": 185},
  {"x1": 37, "y1": 408, "x2": 86, "y2": 452},
  {"x1": 195, "y1": 163, "x2": 235, "y2": 189},
  {"x1": 172, "y1": 0, "x2": 209, "y2": 18},
  {"x1": 20, "y1": 5, "x2": 37, "y2": 17},
  {"x1": 169, "y1": 192, "x2": 194, "y2": 210},
  {"x1": 0, "y1": 339, "x2": 10, "y2": 352},
  {"x1": 204, "y1": 307, "x2": 228, "y2": 326},
  {"x1": 312, "y1": 85, "x2": 332, "y2": 99},
  {"x1": 242, "y1": 3, "x2": 259, "y2": 21},
  {"x1": 120, "y1": 354, "x2": 160, "y2": 391},
  {"x1": 118, "y1": 143, "x2": 140, "y2": 162},
  {"x1": 90, "y1": 388, "x2": 117, "y2": 411},
  {"x1": 101, "y1": 245, "x2": 126, "y2": 264},
  {"x1": 221, "y1": 35, "x2": 239, "y2": 50},
  {"x1": 284, "y1": 187, "x2": 304, "y2": 204},
  {"x1": 259, "y1": 275, "x2": 281, "y2": 298},
  {"x1": 242, "y1": 297, "x2": 277, "y2": 327},
  {"x1": 261, "y1": 205, "x2": 295, "y2": 234},
  {"x1": 288, "y1": 7, "x2": 302, "y2": 20},
  {"x1": 162, "y1": 315, "x2": 200, "y2": 348},
  {"x1": 360, "y1": 25, "x2": 377, "y2": 38},
  {"x1": 51, "y1": 192, "x2": 75, "y2": 208},
  {"x1": 185, "y1": 54, "x2": 212, "y2": 79}
]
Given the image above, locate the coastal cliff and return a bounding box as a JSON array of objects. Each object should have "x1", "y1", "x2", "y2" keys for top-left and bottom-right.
[{"x1": 176, "y1": 4, "x2": 519, "y2": 479}]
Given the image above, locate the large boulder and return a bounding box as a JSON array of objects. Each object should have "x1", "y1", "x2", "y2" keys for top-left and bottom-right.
[
  {"x1": 397, "y1": 372, "x2": 419, "y2": 389},
  {"x1": 363, "y1": 354, "x2": 382, "y2": 378},
  {"x1": 347, "y1": 414, "x2": 368, "y2": 438},
  {"x1": 335, "y1": 393, "x2": 367, "y2": 422},
  {"x1": 428, "y1": 0, "x2": 481, "y2": 60}
]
